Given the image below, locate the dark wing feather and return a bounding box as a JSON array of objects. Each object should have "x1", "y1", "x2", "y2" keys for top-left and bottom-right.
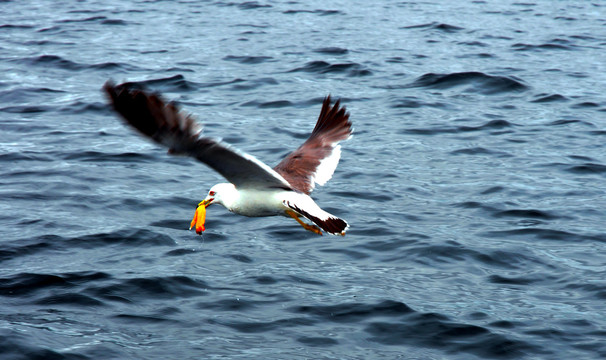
[
  {"x1": 273, "y1": 96, "x2": 352, "y2": 194},
  {"x1": 104, "y1": 81, "x2": 292, "y2": 190}
]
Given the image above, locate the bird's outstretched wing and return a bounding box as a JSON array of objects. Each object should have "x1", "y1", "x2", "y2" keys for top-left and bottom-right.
[
  {"x1": 104, "y1": 81, "x2": 292, "y2": 190},
  {"x1": 273, "y1": 96, "x2": 352, "y2": 194}
]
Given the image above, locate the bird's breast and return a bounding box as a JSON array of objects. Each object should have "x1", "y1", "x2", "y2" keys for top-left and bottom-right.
[{"x1": 229, "y1": 189, "x2": 289, "y2": 217}]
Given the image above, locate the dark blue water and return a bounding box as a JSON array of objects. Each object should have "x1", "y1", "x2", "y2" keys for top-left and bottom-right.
[{"x1": 2, "y1": 1, "x2": 606, "y2": 359}]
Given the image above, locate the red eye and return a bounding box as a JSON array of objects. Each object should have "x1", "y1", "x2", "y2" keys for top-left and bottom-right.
[{"x1": 209, "y1": 191, "x2": 216, "y2": 196}]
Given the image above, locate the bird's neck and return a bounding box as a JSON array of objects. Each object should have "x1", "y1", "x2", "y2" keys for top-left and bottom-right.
[{"x1": 215, "y1": 183, "x2": 239, "y2": 211}]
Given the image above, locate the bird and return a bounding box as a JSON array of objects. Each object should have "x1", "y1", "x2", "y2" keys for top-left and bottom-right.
[{"x1": 103, "y1": 81, "x2": 352, "y2": 236}]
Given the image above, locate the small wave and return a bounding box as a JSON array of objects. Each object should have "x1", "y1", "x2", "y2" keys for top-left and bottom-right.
[
  {"x1": 37, "y1": 25, "x2": 63, "y2": 33},
  {"x1": 223, "y1": 55, "x2": 273, "y2": 64},
  {"x1": 488, "y1": 274, "x2": 542, "y2": 286},
  {"x1": 571, "y1": 101, "x2": 600, "y2": 108},
  {"x1": 23, "y1": 39, "x2": 74, "y2": 46},
  {"x1": 492, "y1": 209, "x2": 560, "y2": 220},
  {"x1": 231, "y1": 77, "x2": 279, "y2": 91},
  {"x1": 113, "y1": 313, "x2": 181, "y2": 324},
  {"x1": 450, "y1": 147, "x2": 513, "y2": 157},
  {"x1": 408, "y1": 72, "x2": 528, "y2": 94},
  {"x1": 355, "y1": 238, "x2": 421, "y2": 253},
  {"x1": 63, "y1": 150, "x2": 158, "y2": 163},
  {"x1": 201, "y1": 296, "x2": 283, "y2": 312},
  {"x1": 458, "y1": 40, "x2": 489, "y2": 47},
  {"x1": 216, "y1": 316, "x2": 315, "y2": 333},
  {"x1": 283, "y1": 9, "x2": 343, "y2": 16},
  {"x1": 365, "y1": 316, "x2": 538, "y2": 358},
  {"x1": 568, "y1": 155, "x2": 595, "y2": 162},
  {"x1": 313, "y1": 47, "x2": 349, "y2": 55},
  {"x1": 297, "y1": 336, "x2": 339, "y2": 346},
  {"x1": 17, "y1": 54, "x2": 84, "y2": 71},
  {"x1": 117, "y1": 74, "x2": 198, "y2": 92},
  {"x1": 86, "y1": 275, "x2": 209, "y2": 302},
  {"x1": 164, "y1": 248, "x2": 199, "y2": 257},
  {"x1": 196, "y1": 77, "x2": 245, "y2": 89},
  {"x1": 403, "y1": 119, "x2": 513, "y2": 135},
  {"x1": 241, "y1": 99, "x2": 293, "y2": 108},
  {"x1": 547, "y1": 119, "x2": 592, "y2": 126},
  {"x1": 512, "y1": 43, "x2": 573, "y2": 51},
  {"x1": 60, "y1": 100, "x2": 107, "y2": 114},
  {"x1": 531, "y1": 94, "x2": 568, "y2": 103},
  {"x1": 454, "y1": 202, "x2": 566, "y2": 221},
  {"x1": 225, "y1": 1, "x2": 272, "y2": 10},
  {"x1": 474, "y1": 249, "x2": 545, "y2": 270},
  {"x1": 232, "y1": 23, "x2": 269, "y2": 29},
  {"x1": 0, "y1": 329, "x2": 74, "y2": 359},
  {"x1": 481, "y1": 228, "x2": 606, "y2": 243},
  {"x1": 12, "y1": 55, "x2": 139, "y2": 74},
  {"x1": 564, "y1": 283, "x2": 606, "y2": 300},
  {"x1": 35, "y1": 292, "x2": 104, "y2": 306},
  {"x1": 89, "y1": 61, "x2": 142, "y2": 71},
  {"x1": 58, "y1": 15, "x2": 107, "y2": 23},
  {"x1": 0, "y1": 105, "x2": 52, "y2": 113},
  {"x1": 566, "y1": 163, "x2": 606, "y2": 174},
  {"x1": 0, "y1": 235, "x2": 60, "y2": 262},
  {"x1": 69, "y1": 229, "x2": 177, "y2": 248},
  {"x1": 0, "y1": 86, "x2": 64, "y2": 103},
  {"x1": 2, "y1": 230, "x2": 176, "y2": 259},
  {"x1": 291, "y1": 300, "x2": 540, "y2": 357},
  {"x1": 453, "y1": 201, "x2": 569, "y2": 221},
  {"x1": 0, "y1": 271, "x2": 110, "y2": 297},
  {"x1": 228, "y1": 254, "x2": 254, "y2": 263},
  {"x1": 391, "y1": 96, "x2": 448, "y2": 109},
  {"x1": 401, "y1": 22, "x2": 464, "y2": 33},
  {"x1": 481, "y1": 186, "x2": 505, "y2": 195},
  {"x1": 387, "y1": 56, "x2": 411, "y2": 64},
  {"x1": 101, "y1": 19, "x2": 128, "y2": 25},
  {"x1": 150, "y1": 219, "x2": 193, "y2": 231},
  {"x1": 329, "y1": 190, "x2": 392, "y2": 202},
  {"x1": 292, "y1": 300, "x2": 414, "y2": 321},
  {"x1": 393, "y1": 243, "x2": 491, "y2": 265},
  {"x1": 348, "y1": 227, "x2": 401, "y2": 237},
  {"x1": 57, "y1": 16, "x2": 126, "y2": 25},
  {"x1": 0, "y1": 24, "x2": 35, "y2": 29},
  {"x1": 287, "y1": 275, "x2": 326, "y2": 286},
  {"x1": 319, "y1": 248, "x2": 371, "y2": 260},
  {"x1": 288, "y1": 60, "x2": 372, "y2": 76}
]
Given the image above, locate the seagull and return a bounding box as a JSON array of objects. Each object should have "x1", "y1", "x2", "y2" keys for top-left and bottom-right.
[{"x1": 104, "y1": 81, "x2": 352, "y2": 236}]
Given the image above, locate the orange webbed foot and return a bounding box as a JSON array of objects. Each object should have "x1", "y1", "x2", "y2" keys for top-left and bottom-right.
[{"x1": 285, "y1": 209, "x2": 323, "y2": 236}]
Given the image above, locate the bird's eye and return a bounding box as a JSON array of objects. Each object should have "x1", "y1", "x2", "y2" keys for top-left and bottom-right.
[{"x1": 209, "y1": 191, "x2": 216, "y2": 196}]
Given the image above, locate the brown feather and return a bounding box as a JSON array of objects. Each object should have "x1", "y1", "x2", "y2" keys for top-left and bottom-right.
[{"x1": 273, "y1": 96, "x2": 352, "y2": 194}]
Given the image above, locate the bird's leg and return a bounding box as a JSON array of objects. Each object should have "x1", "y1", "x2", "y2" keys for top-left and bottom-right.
[{"x1": 285, "y1": 209, "x2": 323, "y2": 235}]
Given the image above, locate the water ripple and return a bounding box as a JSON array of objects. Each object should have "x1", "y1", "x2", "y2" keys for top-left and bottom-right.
[
  {"x1": 409, "y1": 72, "x2": 529, "y2": 94},
  {"x1": 2, "y1": 0, "x2": 606, "y2": 358},
  {"x1": 289, "y1": 60, "x2": 372, "y2": 76}
]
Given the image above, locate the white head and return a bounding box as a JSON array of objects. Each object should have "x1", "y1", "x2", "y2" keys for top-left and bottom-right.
[{"x1": 202, "y1": 183, "x2": 237, "y2": 209}]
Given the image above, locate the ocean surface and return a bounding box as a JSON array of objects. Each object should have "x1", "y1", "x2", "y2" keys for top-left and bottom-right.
[{"x1": 1, "y1": 1, "x2": 606, "y2": 359}]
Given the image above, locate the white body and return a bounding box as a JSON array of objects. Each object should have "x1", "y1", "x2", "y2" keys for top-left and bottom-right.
[{"x1": 205, "y1": 183, "x2": 335, "y2": 221}]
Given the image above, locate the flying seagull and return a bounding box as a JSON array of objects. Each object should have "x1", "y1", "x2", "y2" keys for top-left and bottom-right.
[{"x1": 104, "y1": 81, "x2": 352, "y2": 235}]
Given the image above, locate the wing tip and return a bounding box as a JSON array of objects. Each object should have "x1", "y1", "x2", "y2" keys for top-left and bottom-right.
[
  {"x1": 325, "y1": 216, "x2": 349, "y2": 236},
  {"x1": 103, "y1": 79, "x2": 202, "y2": 148},
  {"x1": 313, "y1": 95, "x2": 352, "y2": 141}
]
